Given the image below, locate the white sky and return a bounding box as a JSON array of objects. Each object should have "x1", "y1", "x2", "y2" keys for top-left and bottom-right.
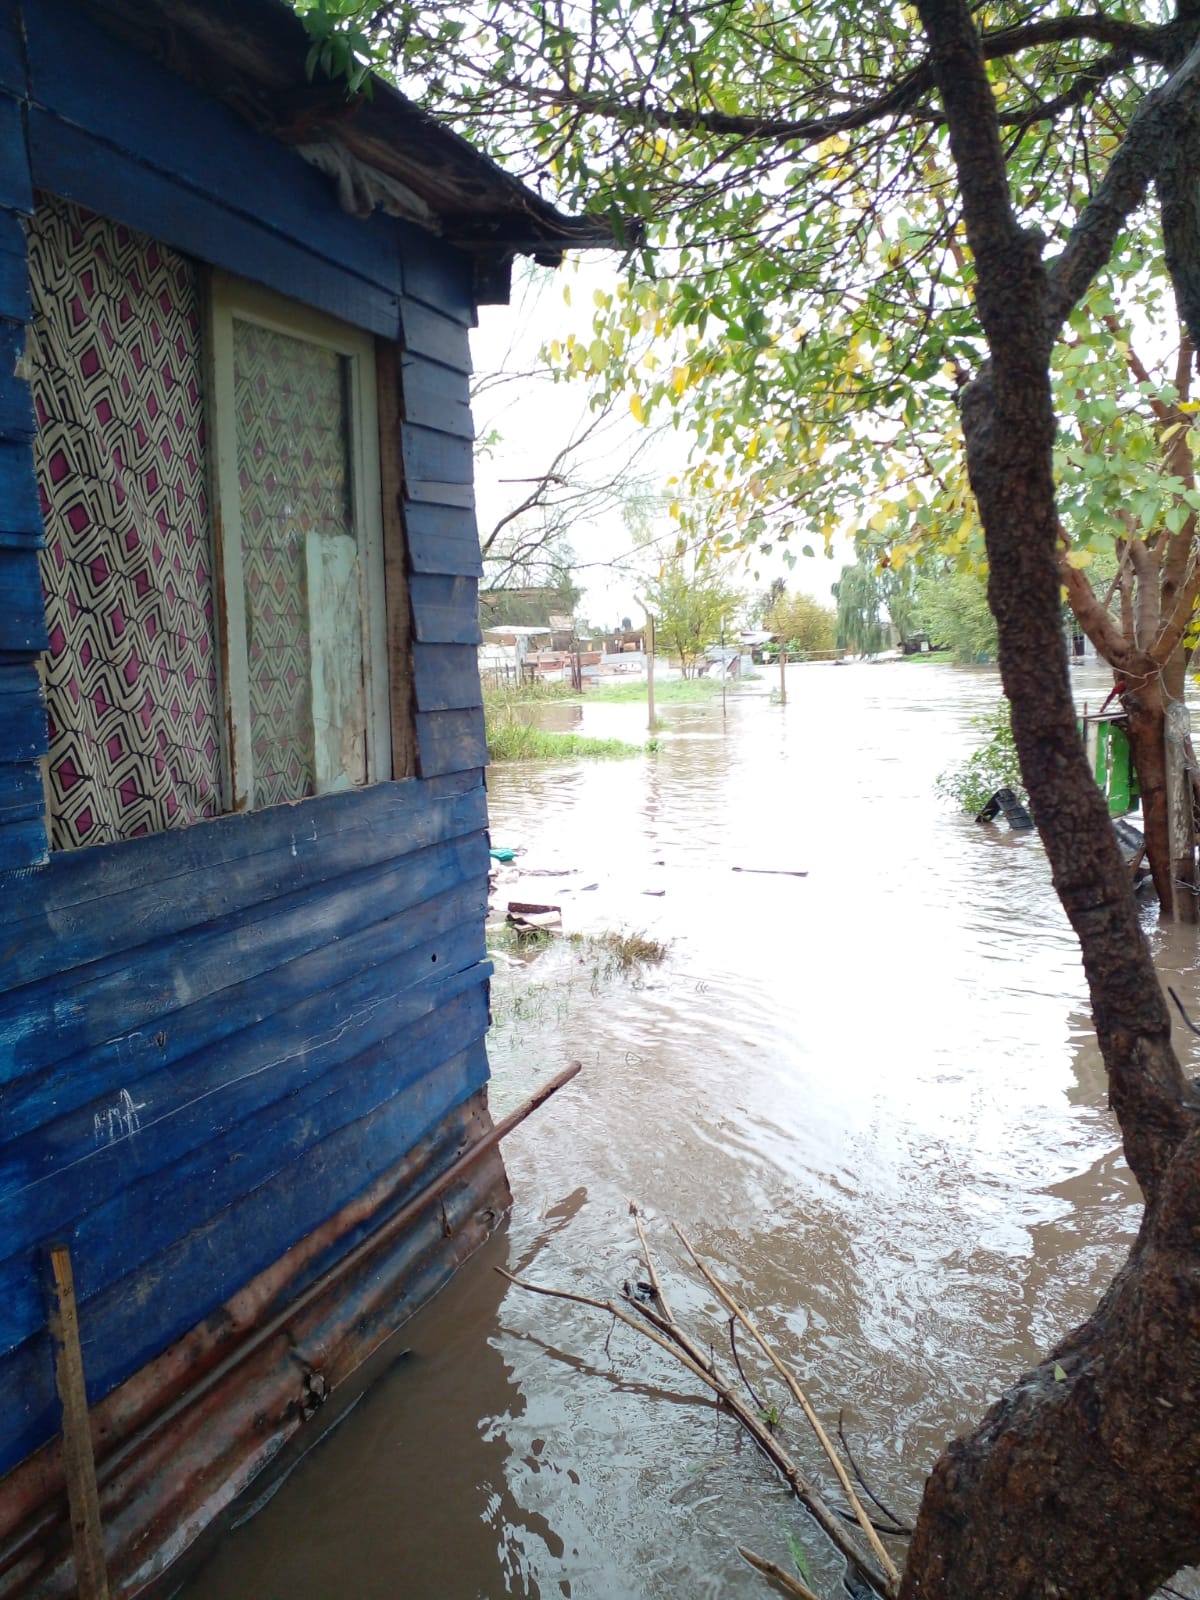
[{"x1": 468, "y1": 254, "x2": 850, "y2": 627}]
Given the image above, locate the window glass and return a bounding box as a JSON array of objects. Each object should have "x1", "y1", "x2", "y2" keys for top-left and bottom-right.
[
  {"x1": 210, "y1": 279, "x2": 388, "y2": 810},
  {"x1": 231, "y1": 319, "x2": 365, "y2": 807}
]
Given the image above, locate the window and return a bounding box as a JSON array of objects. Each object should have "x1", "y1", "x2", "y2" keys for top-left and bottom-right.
[{"x1": 208, "y1": 275, "x2": 390, "y2": 811}]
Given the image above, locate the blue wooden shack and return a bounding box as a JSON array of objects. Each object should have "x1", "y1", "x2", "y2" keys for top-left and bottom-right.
[{"x1": 0, "y1": 2, "x2": 606, "y2": 1591}]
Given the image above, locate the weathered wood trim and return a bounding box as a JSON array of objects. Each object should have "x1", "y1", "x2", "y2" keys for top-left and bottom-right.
[
  {"x1": 376, "y1": 340, "x2": 418, "y2": 780},
  {"x1": 410, "y1": 573, "x2": 483, "y2": 644},
  {"x1": 413, "y1": 642, "x2": 484, "y2": 712},
  {"x1": 416, "y1": 707, "x2": 489, "y2": 778},
  {"x1": 0, "y1": 0, "x2": 26, "y2": 98},
  {"x1": 408, "y1": 480, "x2": 476, "y2": 513},
  {"x1": 399, "y1": 296, "x2": 474, "y2": 371},
  {"x1": 401, "y1": 351, "x2": 475, "y2": 439},
  {"x1": 401, "y1": 420, "x2": 474, "y2": 487},
  {"x1": 404, "y1": 502, "x2": 484, "y2": 577}
]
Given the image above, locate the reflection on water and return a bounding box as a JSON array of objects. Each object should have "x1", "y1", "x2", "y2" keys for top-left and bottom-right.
[{"x1": 181, "y1": 663, "x2": 1200, "y2": 1600}]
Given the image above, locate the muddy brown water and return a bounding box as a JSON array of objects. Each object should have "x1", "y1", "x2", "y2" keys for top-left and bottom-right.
[{"x1": 179, "y1": 662, "x2": 1200, "y2": 1600}]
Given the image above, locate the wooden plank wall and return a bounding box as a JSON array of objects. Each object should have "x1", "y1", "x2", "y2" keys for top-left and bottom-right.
[
  {"x1": 0, "y1": 5, "x2": 48, "y2": 873},
  {"x1": 0, "y1": 0, "x2": 500, "y2": 1482}
]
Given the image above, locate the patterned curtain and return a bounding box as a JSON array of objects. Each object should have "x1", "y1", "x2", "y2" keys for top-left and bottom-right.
[
  {"x1": 231, "y1": 318, "x2": 364, "y2": 808},
  {"x1": 28, "y1": 194, "x2": 221, "y2": 851}
]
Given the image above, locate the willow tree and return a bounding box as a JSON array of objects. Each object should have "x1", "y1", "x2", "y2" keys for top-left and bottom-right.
[{"x1": 302, "y1": 2, "x2": 1200, "y2": 1594}]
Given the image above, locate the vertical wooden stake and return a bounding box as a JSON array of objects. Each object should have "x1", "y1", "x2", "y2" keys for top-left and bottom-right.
[
  {"x1": 779, "y1": 641, "x2": 787, "y2": 704},
  {"x1": 1166, "y1": 702, "x2": 1198, "y2": 923},
  {"x1": 646, "y1": 614, "x2": 656, "y2": 732},
  {"x1": 47, "y1": 1244, "x2": 109, "y2": 1600}
]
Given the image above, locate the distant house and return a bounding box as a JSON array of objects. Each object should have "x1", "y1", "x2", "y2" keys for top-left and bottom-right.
[{"x1": 0, "y1": 1, "x2": 608, "y2": 1593}]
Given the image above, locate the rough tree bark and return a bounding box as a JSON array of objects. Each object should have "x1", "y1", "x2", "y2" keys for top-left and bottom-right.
[{"x1": 899, "y1": 4, "x2": 1200, "y2": 1597}]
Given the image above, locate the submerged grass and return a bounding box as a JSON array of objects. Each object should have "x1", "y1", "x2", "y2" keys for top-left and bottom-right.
[{"x1": 487, "y1": 924, "x2": 671, "y2": 1035}]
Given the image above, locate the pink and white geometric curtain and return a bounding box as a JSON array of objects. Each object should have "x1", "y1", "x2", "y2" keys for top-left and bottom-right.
[{"x1": 28, "y1": 194, "x2": 222, "y2": 850}]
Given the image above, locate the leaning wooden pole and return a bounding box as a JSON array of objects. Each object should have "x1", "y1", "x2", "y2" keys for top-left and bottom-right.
[
  {"x1": 1166, "y1": 701, "x2": 1197, "y2": 923},
  {"x1": 46, "y1": 1244, "x2": 109, "y2": 1600},
  {"x1": 646, "y1": 614, "x2": 656, "y2": 731}
]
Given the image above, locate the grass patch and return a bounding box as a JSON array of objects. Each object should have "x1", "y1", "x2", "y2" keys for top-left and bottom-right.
[
  {"x1": 595, "y1": 929, "x2": 670, "y2": 974},
  {"x1": 484, "y1": 681, "x2": 643, "y2": 762},
  {"x1": 486, "y1": 719, "x2": 641, "y2": 762}
]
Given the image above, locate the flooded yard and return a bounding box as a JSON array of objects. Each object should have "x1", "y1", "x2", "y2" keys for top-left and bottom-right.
[{"x1": 179, "y1": 661, "x2": 1200, "y2": 1600}]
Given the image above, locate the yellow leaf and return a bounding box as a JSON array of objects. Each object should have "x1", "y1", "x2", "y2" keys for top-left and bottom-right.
[
  {"x1": 563, "y1": 284, "x2": 571, "y2": 307},
  {"x1": 630, "y1": 393, "x2": 646, "y2": 425},
  {"x1": 1180, "y1": 400, "x2": 1200, "y2": 414},
  {"x1": 1066, "y1": 549, "x2": 1093, "y2": 569}
]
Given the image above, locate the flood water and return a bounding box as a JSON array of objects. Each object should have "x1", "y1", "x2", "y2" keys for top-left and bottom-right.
[{"x1": 180, "y1": 662, "x2": 1200, "y2": 1600}]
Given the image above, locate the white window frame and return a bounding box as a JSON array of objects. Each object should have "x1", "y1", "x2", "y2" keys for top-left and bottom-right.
[{"x1": 207, "y1": 273, "x2": 390, "y2": 811}]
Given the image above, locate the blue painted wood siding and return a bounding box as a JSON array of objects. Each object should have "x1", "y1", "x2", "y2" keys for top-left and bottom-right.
[{"x1": 0, "y1": 0, "x2": 498, "y2": 1478}]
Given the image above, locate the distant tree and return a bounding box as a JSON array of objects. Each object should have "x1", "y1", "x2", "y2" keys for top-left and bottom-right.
[
  {"x1": 765, "y1": 591, "x2": 836, "y2": 659},
  {"x1": 834, "y1": 560, "x2": 921, "y2": 655},
  {"x1": 642, "y1": 557, "x2": 742, "y2": 677},
  {"x1": 747, "y1": 577, "x2": 787, "y2": 629},
  {"x1": 915, "y1": 567, "x2": 997, "y2": 664}
]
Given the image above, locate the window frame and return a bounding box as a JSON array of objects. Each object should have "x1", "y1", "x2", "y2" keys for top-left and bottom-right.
[{"x1": 207, "y1": 272, "x2": 391, "y2": 812}]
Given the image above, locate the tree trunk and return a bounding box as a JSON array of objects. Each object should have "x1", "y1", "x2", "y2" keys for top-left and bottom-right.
[
  {"x1": 901, "y1": 3, "x2": 1200, "y2": 1595},
  {"x1": 1122, "y1": 669, "x2": 1173, "y2": 916}
]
